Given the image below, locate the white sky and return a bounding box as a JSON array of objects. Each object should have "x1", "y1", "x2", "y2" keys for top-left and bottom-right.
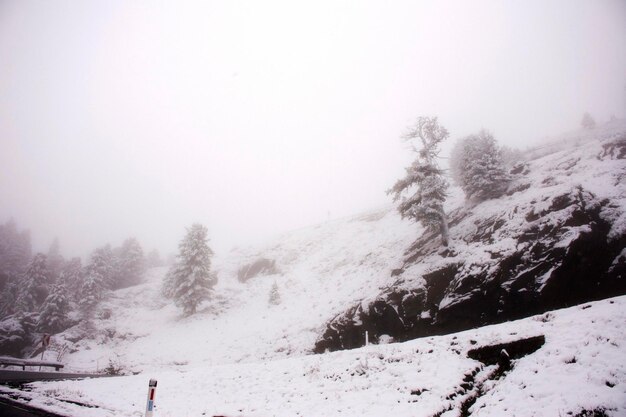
[{"x1": 1, "y1": 0, "x2": 625, "y2": 258}]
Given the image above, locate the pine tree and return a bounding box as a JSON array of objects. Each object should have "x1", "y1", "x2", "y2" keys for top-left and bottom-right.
[
  {"x1": 450, "y1": 130, "x2": 511, "y2": 201},
  {"x1": 388, "y1": 116, "x2": 450, "y2": 246},
  {"x1": 80, "y1": 267, "x2": 105, "y2": 311},
  {"x1": 114, "y1": 238, "x2": 145, "y2": 289},
  {"x1": 80, "y1": 247, "x2": 112, "y2": 310},
  {"x1": 581, "y1": 112, "x2": 596, "y2": 129},
  {"x1": 37, "y1": 284, "x2": 70, "y2": 333},
  {"x1": 58, "y1": 257, "x2": 84, "y2": 302},
  {"x1": 46, "y1": 238, "x2": 64, "y2": 284},
  {"x1": 0, "y1": 280, "x2": 19, "y2": 318},
  {"x1": 162, "y1": 224, "x2": 216, "y2": 316},
  {"x1": 17, "y1": 253, "x2": 50, "y2": 312},
  {"x1": 268, "y1": 281, "x2": 281, "y2": 305},
  {"x1": 88, "y1": 245, "x2": 115, "y2": 289},
  {"x1": 0, "y1": 219, "x2": 32, "y2": 285}
]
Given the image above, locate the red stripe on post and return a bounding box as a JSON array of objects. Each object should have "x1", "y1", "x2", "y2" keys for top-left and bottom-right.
[{"x1": 150, "y1": 388, "x2": 155, "y2": 400}]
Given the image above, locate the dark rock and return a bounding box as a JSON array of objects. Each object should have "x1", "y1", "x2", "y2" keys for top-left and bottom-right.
[
  {"x1": 510, "y1": 162, "x2": 529, "y2": 175},
  {"x1": 314, "y1": 186, "x2": 626, "y2": 353},
  {"x1": 599, "y1": 134, "x2": 626, "y2": 160},
  {"x1": 467, "y1": 335, "x2": 545, "y2": 365},
  {"x1": 573, "y1": 407, "x2": 611, "y2": 417},
  {"x1": 506, "y1": 182, "x2": 532, "y2": 196},
  {"x1": 237, "y1": 258, "x2": 279, "y2": 282}
]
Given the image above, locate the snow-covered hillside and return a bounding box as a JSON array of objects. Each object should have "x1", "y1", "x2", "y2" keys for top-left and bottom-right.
[
  {"x1": 317, "y1": 120, "x2": 626, "y2": 352},
  {"x1": 1, "y1": 121, "x2": 625, "y2": 416},
  {"x1": 2, "y1": 296, "x2": 625, "y2": 417},
  {"x1": 50, "y1": 206, "x2": 418, "y2": 373}
]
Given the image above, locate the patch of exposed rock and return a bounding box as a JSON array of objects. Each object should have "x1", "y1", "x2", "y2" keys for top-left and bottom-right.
[
  {"x1": 237, "y1": 258, "x2": 279, "y2": 282},
  {"x1": 315, "y1": 180, "x2": 626, "y2": 352}
]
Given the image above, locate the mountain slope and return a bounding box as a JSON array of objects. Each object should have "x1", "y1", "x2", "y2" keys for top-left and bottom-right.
[
  {"x1": 2, "y1": 121, "x2": 624, "y2": 417},
  {"x1": 27, "y1": 120, "x2": 626, "y2": 373},
  {"x1": 3, "y1": 296, "x2": 625, "y2": 417},
  {"x1": 316, "y1": 121, "x2": 626, "y2": 352},
  {"x1": 49, "y1": 205, "x2": 418, "y2": 373}
]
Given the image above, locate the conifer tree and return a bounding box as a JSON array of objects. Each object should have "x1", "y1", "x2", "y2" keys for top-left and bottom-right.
[
  {"x1": 46, "y1": 238, "x2": 64, "y2": 284},
  {"x1": 581, "y1": 112, "x2": 596, "y2": 129},
  {"x1": 37, "y1": 284, "x2": 70, "y2": 333},
  {"x1": 0, "y1": 280, "x2": 19, "y2": 318},
  {"x1": 162, "y1": 224, "x2": 216, "y2": 316},
  {"x1": 58, "y1": 257, "x2": 84, "y2": 301},
  {"x1": 88, "y1": 245, "x2": 115, "y2": 289},
  {"x1": 80, "y1": 247, "x2": 112, "y2": 310},
  {"x1": 115, "y1": 238, "x2": 146, "y2": 289},
  {"x1": 0, "y1": 219, "x2": 32, "y2": 284},
  {"x1": 17, "y1": 253, "x2": 50, "y2": 312},
  {"x1": 388, "y1": 116, "x2": 450, "y2": 246},
  {"x1": 450, "y1": 130, "x2": 511, "y2": 201}
]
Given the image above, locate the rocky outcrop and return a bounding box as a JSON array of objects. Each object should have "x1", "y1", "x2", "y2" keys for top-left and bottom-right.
[
  {"x1": 315, "y1": 178, "x2": 626, "y2": 353},
  {"x1": 237, "y1": 258, "x2": 279, "y2": 282},
  {"x1": 467, "y1": 335, "x2": 545, "y2": 365}
]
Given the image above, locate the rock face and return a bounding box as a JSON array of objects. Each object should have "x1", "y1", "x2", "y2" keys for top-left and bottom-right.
[
  {"x1": 314, "y1": 129, "x2": 626, "y2": 353},
  {"x1": 237, "y1": 258, "x2": 279, "y2": 282}
]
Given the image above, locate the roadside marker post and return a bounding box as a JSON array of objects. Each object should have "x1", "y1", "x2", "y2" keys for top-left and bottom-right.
[
  {"x1": 145, "y1": 379, "x2": 157, "y2": 417},
  {"x1": 365, "y1": 331, "x2": 369, "y2": 346},
  {"x1": 39, "y1": 334, "x2": 51, "y2": 371}
]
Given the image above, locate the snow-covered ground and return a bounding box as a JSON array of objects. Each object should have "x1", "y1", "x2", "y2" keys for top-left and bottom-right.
[
  {"x1": 1, "y1": 121, "x2": 624, "y2": 416},
  {"x1": 2, "y1": 296, "x2": 625, "y2": 417},
  {"x1": 48, "y1": 205, "x2": 419, "y2": 374}
]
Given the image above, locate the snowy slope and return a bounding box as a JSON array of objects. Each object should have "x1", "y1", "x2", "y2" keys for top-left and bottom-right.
[
  {"x1": 44, "y1": 123, "x2": 623, "y2": 373},
  {"x1": 2, "y1": 296, "x2": 625, "y2": 417},
  {"x1": 316, "y1": 120, "x2": 626, "y2": 352},
  {"x1": 50, "y1": 206, "x2": 417, "y2": 373},
  {"x1": 1, "y1": 121, "x2": 625, "y2": 416}
]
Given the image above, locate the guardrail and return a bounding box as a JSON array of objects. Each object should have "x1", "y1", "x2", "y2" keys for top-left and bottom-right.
[
  {"x1": 0, "y1": 356, "x2": 64, "y2": 371},
  {"x1": 0, "y1": 369, "x2": 110, "y2": 384}
]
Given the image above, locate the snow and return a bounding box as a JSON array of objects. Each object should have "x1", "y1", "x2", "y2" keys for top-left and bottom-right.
[
  {"x1": 1, "y1": 297, "x2": 625, "y2": 417},
  {"x1": 40, "y1": 206, "x2": 417, "y2": 376},
  {"x1": 1, "y1": 121, "x2": 625, "y2": 416}
]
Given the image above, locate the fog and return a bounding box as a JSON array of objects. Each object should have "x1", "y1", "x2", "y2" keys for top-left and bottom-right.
[{"x1": 0, "y1": 0, "x2": 624, "y2": 258}]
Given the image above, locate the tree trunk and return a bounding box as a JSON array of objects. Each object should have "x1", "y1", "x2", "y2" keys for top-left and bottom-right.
[{"x1": 440, "y1": 212, "x2": 450, "y2": 247}]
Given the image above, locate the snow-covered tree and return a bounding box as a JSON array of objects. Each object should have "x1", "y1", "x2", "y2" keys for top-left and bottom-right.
[
  {"x1": 581, "y1": 112, "x2": 596, "y2": 129},
  {"x1": 268, "y1": 281, "x2": 281, "y2": 305},
  {"x1": 17, "y1": 253, "x2": 50, "y2": 312},
  {"x1": 113, "y1": 238, "x2": 145, "y2": 289},
  {"x1": 80, "y1": 267, "x2": 105, "y2": 311},
  {"x1": 58, "y1": 257, "x2": 84, "y2": 301},
  {"x1": 0, "y1": 281, "x2": 19, "y2": 318},
  {"x1": 46, "y1": 238, "x2": 64, "y2": 284},
  {"x1": 80, "y1": 246, "x2": 113, "y2": 310},
  {"x1": 37, "y1": 283, "x2": 70, "y2": 333},
  {"x1": 388, "y1": 116, "x2": 450, "y2": 246},
  {"x1": 0, "y1": 219, "x2": 32, "y2": 289},
  {"x1": 162, "y1": 224, "x2": 216, "y2": 316},
  {"x1": 450, "y1": 130, "x2": 511, "y2": 201},
  {"x1": 88, "y1": 245, "x2": 115, "y2": 289}
]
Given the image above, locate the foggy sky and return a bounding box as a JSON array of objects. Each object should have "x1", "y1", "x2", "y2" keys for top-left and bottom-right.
[{"x1": 1, "y1": 0, "x2": 625, "y2": 258}]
